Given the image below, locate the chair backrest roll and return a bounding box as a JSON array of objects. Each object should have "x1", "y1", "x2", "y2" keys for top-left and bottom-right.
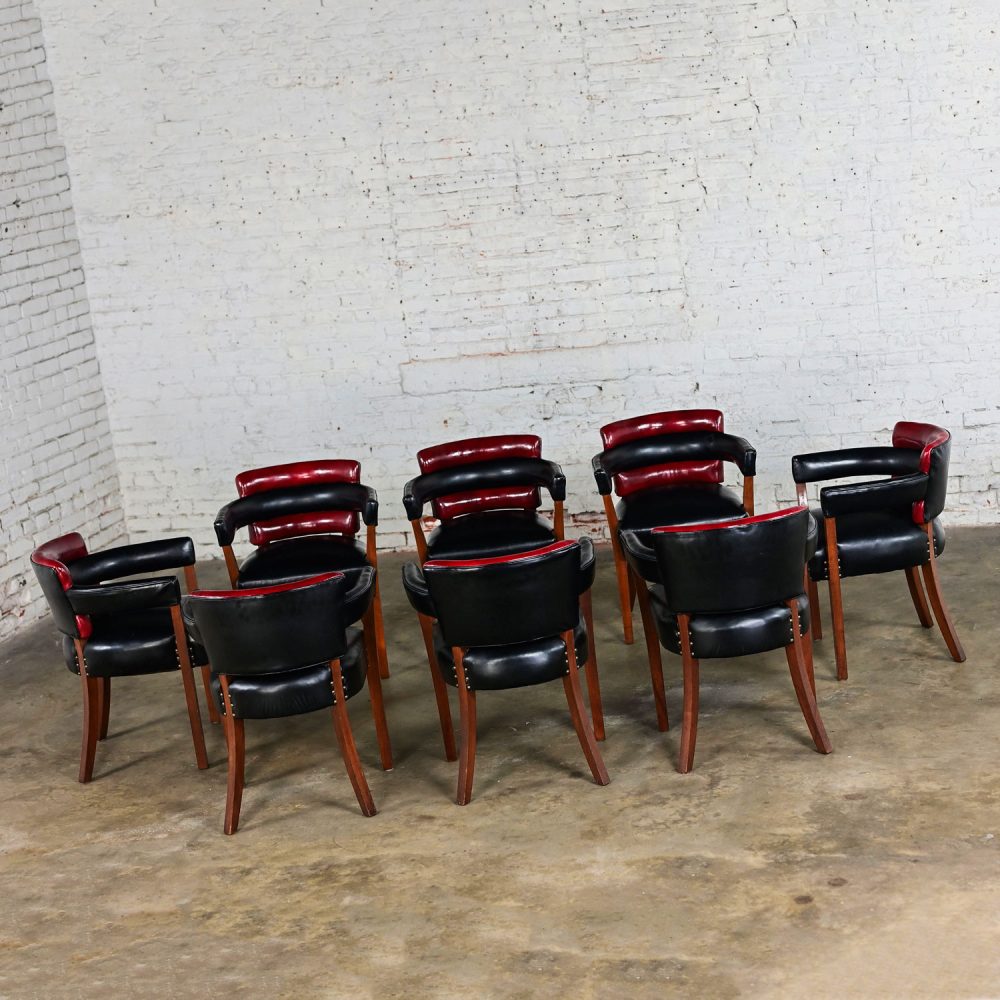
[
  {"x1": 892, "y1": 422, "x2": 951, "y2": 524},
  {"x1": 184, "y1": 573, "x2": 349, "y2": 675},
  {"x1": 417, "y1": 435, "x2": 542, "y2": 521},
  {"x1": 30, "y1": 533, "x2": 91, "y2": 639},
  {"x1": 236, "y1": 460, "x2": 362, "y2": 544},
  {"x1": 424, "y1": 540, "x2": 581, "y2": 648},
  {"x1": 652, "y1": 507, "x2": 809, "y2": 615}
]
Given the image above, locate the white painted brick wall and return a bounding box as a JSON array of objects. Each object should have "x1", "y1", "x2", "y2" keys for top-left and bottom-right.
[
  {"x1": 28, "y1": 0, "x2": 1000, "y2": 561},
  {"x1": 0, "y1": 0, "x2": 125, "y2": 639}
]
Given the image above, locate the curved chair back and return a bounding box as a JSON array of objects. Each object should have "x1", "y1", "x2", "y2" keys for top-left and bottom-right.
[
  {"x1": 236, "y1": 460, "x2": 361, "y2": 545},
  {"x1": 600, "y1": 409, "x2": 725, "y2": 495},
  {"x1": 184, "y1": 573, "x2": 349, "y2": 675},
  {"x1": 892, "y1": 422, "x2": 951, "y2": 524},
  {"x1": 423, "y1": 540, "x2": 581, "y2": 648},
  {"x1": 652, "y1": 507, "x2": 809, "y2": 615},
  {"x1": 417, "y1": 435, "x2": 542, "y2": 521},
  {"x1": 30, "y1": 533, "x2": 91, "y2": 639}
]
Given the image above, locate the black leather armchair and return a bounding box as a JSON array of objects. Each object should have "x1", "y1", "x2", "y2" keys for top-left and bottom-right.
[
  {"x1": 183, "y1": 571, "x2": 392, "y2": 833},
  {"x1": 622, "y1": 508, "x2": 832, "y2": 772},
  {"x1": 213, "y1": 459, "x2": 390, "y2": 680},
  {"x1": 592, "y1": 409, "x2": 756, "y2": 645},
  {"x1": 792, "y1": 421, "x2": 966, "y2": 680},
  {"x1": 401, "y1": 540, "x2": 608, "y2": 804},
  {"x1": 30, "y1": 533, "x2": 211, "y2": 783}
]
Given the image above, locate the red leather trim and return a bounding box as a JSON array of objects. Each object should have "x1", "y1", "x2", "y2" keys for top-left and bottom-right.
[
  {"x1": 31, "y1": 533, "x2": 92, "y2": 638},
  {"x1": 425, "y1": 540, "x2": 575, "y2": 569},
  {"x1": 913, "y1": 500, "x2": 926, "y2": 524},
  {"x1": 251, "y1": 512, "x2": 359, "y2": 545},
  {"x1": 600, "y1": 409, "x2": 723, "y2": 449},
  {"x1": 652, "y1": 506, "x2": 806, "y2": 534},
  {"x1": 617, "y1": 461, "x2": 722, "y2": 497},
  {"x1": 192, "y1": 572, "x2": 344, "y2": 599},
  {"x1": 236, "y1": 460, "x2": 360, "y2": 496},
  {"x1": 31, "y1": 532, "x2": 88, "y2": 588},
  {"x1": 417, "y1": 435, "x2": 541, "y2": 474},
  {"x1": 434, "y1": 485, "x2": 541, "y2": 521},
  {"x1": 891, "y1": 421, "x2": 950, "y2": 473}
]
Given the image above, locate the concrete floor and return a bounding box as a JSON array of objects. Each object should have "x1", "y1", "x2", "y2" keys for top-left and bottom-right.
[{"x1": 1, "y1": 530, "x2": 997, "y2": 999}]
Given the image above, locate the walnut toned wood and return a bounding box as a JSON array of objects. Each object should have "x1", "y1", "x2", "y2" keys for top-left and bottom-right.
[
  {"x1": 411, "y1": 520, "x2": 428, "y2": 563},
  {"x1": 553, "y1": 499, "x2": 565, "y2": 541},
  {"x1": 170, "y1": 605, "x2": 209, "y2": 770},
  {"x1": 602, "y1": 494, "x2": 634, "y2": 644},
  {"x1": 453, "y1": 648, "x2": 477, "y2": 806},
  {"x1": 579, "y1": 589, "x2": 605, "y2": 741},
  {"x1": 905, "y1": 566, "x2": 934, "y2": 629},
  {"x1": 366, "y1": 523, "x2": 390, "y2": 679},
  {"x1": 75, "y1": 639, "x2": 99, "y2": 784},
  {"x1": 677, "y1": 614, "x2": 700, "y2": 774},
  {"x1": 634, "y1": 578, "x2": 669, "y2": 732},
  {"x1": 823, "y1": 516, "x2": 849, "y2": 681},
  {"x1": 361, "y1": 606, "x2": 393, "y2": 771},
  {"x1": 418, "y1": 613, "x2": 457, "y2": 761},
  {"x1": 219, "y1": 676, "x2": 245, "y2": 835},
  {"x1": 221, "y1": 545, "x2": 240, "y2": 587},
  {"x1": 561, "y1": 630, "x2": 610, "y2": 786},
  {"x1": 742, "y1": 475, "x2": 755, "y2": 516},
  {"x1": 921, "y1": 523, "x2": 967, "y2": 663},
  {"x1": 785, "y1": 598, "x2": 833, "y2": 754},
  {"x1": 97, "y1": 677, "x2": 110, "y2": 741},
  {"x1": 329, "y1": 659, "x2": 377, "y2": 817}
]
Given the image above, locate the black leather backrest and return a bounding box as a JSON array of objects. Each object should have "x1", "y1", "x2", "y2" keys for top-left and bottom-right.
[
  {"x1": 184, "y1": 573, "x2": 348, "y2": 675},
  {"x1": 30, "y1": 533, "x2": 89, "y2": 638},
  {"x1": 424, "y1": 541, "x2": 581, "y2": 648},
  {"x1": 652, "y1": 508, "x2": 809, "y2": 614}
]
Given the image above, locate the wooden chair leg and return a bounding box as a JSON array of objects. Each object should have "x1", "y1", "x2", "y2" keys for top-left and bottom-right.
[
  {"x1": 200, "y1": 666, "x2": 221, "y2": 724},
  {"x1": 802, "y1": 627, "x2": 817, "y2": 699},
  {"x1": 634, "y1": 580, "x2": 669, "y2": 731},
  {"x1": 677, "y1": 616, "x2": 699, "y2": 774},
  {"x1": 97, "y1": 677, "x2": 111, "y2": 741},
  {"x1": 219, "y1": 676, "x2": 245, "y2": 835},
  {"x1": 76, "y1": 641, "x2": 99, "y2": 783},
  {"x1": 807, "y1": 575, "x2": 823, "y2": 640},
  {"x1": 920, "y1": 527, "x2": 966, "y2": 663},
  {"x1": 372, "y1": 578, "x2": 391, "y2": 680},
  {"x1": 905, "y1": 566, "x2": 934, "y2": 629},
  {"x1": 562, "y1": 631, "x2": 610, "y2": 786},
  {"x1": 824, "y1": 518, "x2": 849, "y2": 681},
  {"x1": 579, "y1": 590, "x2": 605, "y2": 741},
  {"x1": 362, "y1": 609, "x2": 393, "y2": 771},
  {"x1": 604, "y1": 495, "x2": 633, "y2": 643},
  {"x1": 786, "y1": 599, "x2": 833, "y2": 754},
  {"x1": 329, "y1": 660, "x2": 377, "y2": 817},
  {"x1": 453, "y1": 649, "x2": 477, "y2": 805},
  {"x1": 171, "y1": 607, "x2": 209, "y2": 770},
  {"x1": 418, "y1": 613, "x2": 457, "y2": 761}
]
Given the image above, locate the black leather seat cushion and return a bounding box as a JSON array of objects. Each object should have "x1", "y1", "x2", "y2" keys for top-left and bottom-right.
[
  {"x1": 62, "y1": 610, "x2": 209, "y2": 677},
  {"x1": 808, "y1": 508, "x2": 945, "y2": 580},
  {"x1": 237, "y1": 537, "x2": 372, "y2": 622},
  {"x1": 209, "y1": 628, "x2": 367, "y2": 720},
  {"x1": 424, "y1": 510, "x2": 556, "y2": 561},
  {"x1": 618, "y1": 484, "x2": 746, "y2": 581},
  {"x1": 649, "y1": 588, "x2": 810, "y2": 659},
  {"x1": 433, "y1": 618, "x2": 588, "y2": 691}
]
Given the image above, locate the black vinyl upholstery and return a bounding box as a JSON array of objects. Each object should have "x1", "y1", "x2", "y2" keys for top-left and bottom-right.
[
  {"x1": 207, "y1": 629, "x2": 367, "y2": 719},
  {"x1": 424, "y1": 510, "x2": 557, "y2": 562},
  {"x1": 808, "y1": 508, "x2": 945, "y2": 580},
  {"x1": 62, "y1": 610, "x2": 208, "y2": 677},
  {"x1": 432, "y1": 618, "x2": 588, "y2": 691},
  {"x1": 617, "y1": 484, "x2": 747, "y2": 580}
]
